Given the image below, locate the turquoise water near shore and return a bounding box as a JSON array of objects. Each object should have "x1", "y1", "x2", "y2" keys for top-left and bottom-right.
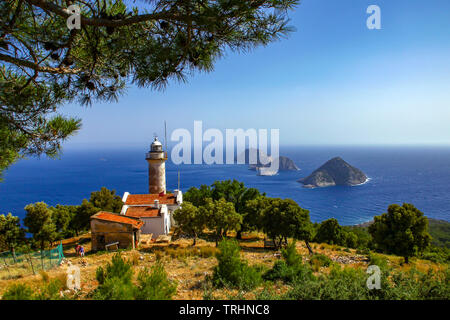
[{"x1": 1, "y1": 146, "x2": 449, "y2": 225}]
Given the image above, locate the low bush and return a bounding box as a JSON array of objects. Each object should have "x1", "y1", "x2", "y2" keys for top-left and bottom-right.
[
  {"x1": 368, "y1": 253, "x2": 389, "y2": 270},
  {"x1": 213, "y1": 239, "x2": 262, "y2": 290},
  {"x1": 134, "y1": 262, "x2": 177, "y2": 300},
  {"x1": 285, "y1": 266, "x2": 370, "y2": 300},
  {"x1": 93, "y1": 252, "x2": 177, "y2": 300},
  {"x1": 2, "y1": 278, "x2": 66, "y2": 300},
  {"x1": 283, "y1": 264, "x2": 450, "y2": 300},
  {"x1": 34, "y1": 279, "x2": 66, "y2": 300},
  {"x1": 264, "y1": 241, "x2": 313, "y2": 283},
  {"x1": 420, "y1": 246, "x2": 450, "y2": 264},
  {"x1": 2, "y1": 283, "x2": 34, "y2": 300},
  {"x1": 309, "y1": 254, "x2": 333, "y2": 271}
]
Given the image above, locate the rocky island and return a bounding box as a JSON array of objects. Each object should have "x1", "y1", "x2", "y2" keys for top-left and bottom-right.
[
  {"x1": 298, "y1": 157, "x2": 367, "y2": 188},
  {"x1": 239, "y1": 148, "x2": 299, "y2": 172},
  {"x1": 249, "y1": 156, "x2": 299, "y2": 171}
]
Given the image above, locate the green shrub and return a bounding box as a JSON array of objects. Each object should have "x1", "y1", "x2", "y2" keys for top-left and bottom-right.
[
  {"x1": 93, "y1": 276, "x2": 135, "y2": 300},
  {"x1": 34, "y1": 279, "x2": 65, "y2": 300},
  {"x1": 356, "y1": 248, "x2": 371, "y2": 255},
  {"x1": 381, "y1": 267, "x2": 450, "y2": 300},
  {"x1": 285, "y1": 265, "x2": 370, "y2": 300},
  {"x1": 281, "y1": 241, "x2": 302, "y2": 267},
  {"x1": 420, "y1": 246, "x2": 450, "y2": 264},
  {"x1": 309, "y1": 254, "x2": 333, "y2": 270},
  {"x1": 134, "y1": 262, "x2": 177, "y2": 300},
  {"x1": 368, "y1": 253, "x2": 389, "y2": 271},
  {"x1": 2, "y1": 283, "x2": 34, "y2": 300},
  {"x1": 282, "y1": 263, "x2": 450, "y2": 300},
  {"x1": 94, "y1": 252, "x2": 177, "y2": 300},
  {"x1": 93, "y1": 253, "x2": 135, "y2": 300},
  {"x1": 264, "y1": 241, "x2": 313, "y2": 283},
  {"x1": 213, "y1": 239, "x2": 262, "y2": 290},
  {"x1": 2, "y1": 280, "x2": 67, "y2": 300}
]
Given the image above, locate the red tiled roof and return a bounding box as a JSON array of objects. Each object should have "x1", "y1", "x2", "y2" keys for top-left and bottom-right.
[
  {"x1": 125, "y1": 193, "x2": 177, "y2": 205},
  {"x1": 91, "y1": 212, "x2": 144, "y2": 229},
  {"x1": 125, "y1": 207, "x2": 160, "y2": 218}
]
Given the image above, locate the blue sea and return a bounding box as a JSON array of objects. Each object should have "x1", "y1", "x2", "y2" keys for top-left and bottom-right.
[{"x1": 1, "y1": 146, "x2": 449, "y2": 226}]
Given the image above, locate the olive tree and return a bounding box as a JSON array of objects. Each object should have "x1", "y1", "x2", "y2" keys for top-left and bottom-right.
[
  {"x1": 369, "y1": 203, "x2": 431, "y2": 264},
  {"x1": 173, "y1": 201, "x2": 205, "y2": 246}
]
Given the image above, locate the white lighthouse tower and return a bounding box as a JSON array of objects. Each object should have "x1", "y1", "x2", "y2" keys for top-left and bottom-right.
[{"x1": 146, "y1": 136, "x2": 167, "y2": 194}]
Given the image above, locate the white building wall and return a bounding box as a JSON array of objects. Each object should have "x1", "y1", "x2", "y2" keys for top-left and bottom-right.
[
  {"x1": 140, "y1": 205, "x2": 171, "y2": 238},
  {"x1": 141, "y1": 217, "x2": 165, "y2": 237}
]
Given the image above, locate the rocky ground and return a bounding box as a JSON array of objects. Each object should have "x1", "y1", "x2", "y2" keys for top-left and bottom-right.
[{"x1": 0, "y1": 233, "x2": 442, "y2": 300}]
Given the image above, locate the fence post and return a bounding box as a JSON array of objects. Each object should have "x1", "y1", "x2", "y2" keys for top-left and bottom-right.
[
  {"x1": 2, "y1": 255, "x2": 11, "y2": 277},
  {"x1": 27, "y1": 253, "x2": 35, "y2": 275},
  {"x1": 41, "y1": 250, "x2": 44, "y2": 271}
]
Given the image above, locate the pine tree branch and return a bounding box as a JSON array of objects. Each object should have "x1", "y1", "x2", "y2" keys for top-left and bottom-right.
[
  {"x1": 25, "y1": 0, "x2": 192, "y2": 27},
  {"x1": 0, "y1": 53, "x2": 80, "y2": 74}
]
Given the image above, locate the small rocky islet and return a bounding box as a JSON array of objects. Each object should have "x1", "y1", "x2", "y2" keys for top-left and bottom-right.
[{"x1": 298, "y1": 157, "x2": 368, "y2": 188}]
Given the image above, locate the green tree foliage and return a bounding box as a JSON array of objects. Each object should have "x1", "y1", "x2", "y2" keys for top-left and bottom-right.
[
  {"x1": 342, "y1": 226, "x2": 373, "y2": 249},
  {"x1": 260, "y1": 198, "x2": 314, "y2": 252},
  {"x1": 420, "y1": 246, "x2": 450, "y2": 264},
  {"x1": 173, "y1": 201, "x2": 205, "y2": 246},
  {"x1": 51, "y1": 205, "x2": 77, "y2": 239},
  {"x1": 0, "y1": 0, "x2": 298, "y2": 179},
  {"x1": 314, "y1": 218, "x2": 345, "y2": 245},
  {"x1": 427, "y1": 219, "x2": 450, "y2": 248},
  {"x1": 211, "y1": 180, "x2": 261, "y2": 213},
  {"x1": 23, "y1": 202, "x2": 57, "y2": 250},
  {"x1": 213, "y1": 239, "x2": 261, "y2": 290},
  {"x1": 89, "y1": 187, "x2": 123, "y2": 213},
  {"x1": 369, "y1": 203, "x2": 432, "y2": 263},
  {"x1": 65, "y1": 187, "x2": 121, "y2": 235},
  {"x1": 200, "y1": 198, "x2": 242, "y2": 245},
  {"x1": 244, "y1": 195, "x2": 271, "y2": 232},
  {"x1": 211, "y1": 180, "x2": 263, "y2": 238},
  {"x1": 185, "y1": 180, "x2": 262, "y2": 239},
  {"x1": 0, "y1": 233, "x2": 6, "y2": 251},
  {"x1": 184, "y1": 185, "x2": 213, "y2": 207},
  {"x1": 71, "y1": 199, "x2": 100, "y2": 235},
  {"x1": 314, "y1": 219, "x2": 372, "y2": 250},
  {"x1": 0, "y1": 213, "x2": 25, "y2": 257}
]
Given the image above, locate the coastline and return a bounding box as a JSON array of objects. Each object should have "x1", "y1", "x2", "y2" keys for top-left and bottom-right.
[{"x1": 352, "y1": 177, "x2": 372, "y2": 187}]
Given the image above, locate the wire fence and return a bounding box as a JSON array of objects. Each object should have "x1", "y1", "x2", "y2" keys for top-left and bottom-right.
[{"x1": 0, "y1": 242, "x2": 65, "y2": 279}]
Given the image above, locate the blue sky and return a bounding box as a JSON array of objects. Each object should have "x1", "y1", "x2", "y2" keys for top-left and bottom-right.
[{"x1": 63, "y1": 0, "x2": 450, "y2": 148}]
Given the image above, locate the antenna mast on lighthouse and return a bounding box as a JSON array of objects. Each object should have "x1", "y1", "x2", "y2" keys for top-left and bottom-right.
[{"x1": 164, "y1": 121, "x2": 168, "y2": 157}]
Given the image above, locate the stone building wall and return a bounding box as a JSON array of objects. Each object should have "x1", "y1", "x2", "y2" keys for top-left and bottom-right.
[{"x1": 91, "y1": 219, "x2": 139, "y2": 251}]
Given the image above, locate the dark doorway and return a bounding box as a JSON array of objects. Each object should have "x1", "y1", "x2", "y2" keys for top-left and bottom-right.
[{"x1": 98, "y1": 235, "x2": 105, "y2": 249}]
